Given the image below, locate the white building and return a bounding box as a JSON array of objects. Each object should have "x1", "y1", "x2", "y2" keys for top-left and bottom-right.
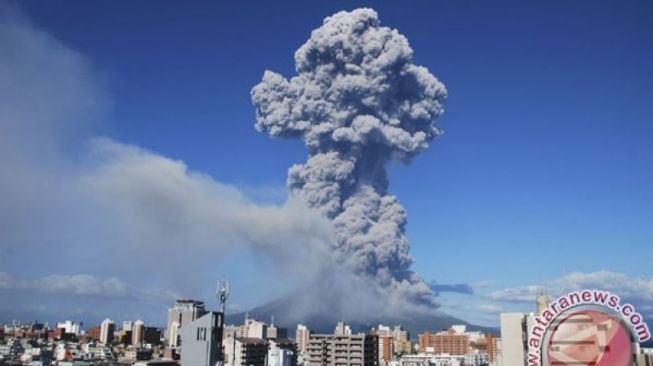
[
  {"x1": 334, "y1": 322, "x2": 352, "y2": 336},
  {"x1": 100, "y1": 319, "x2": 115, "y2": 345},
  {"x1": 242, "y1": 318, "x2": 268, "y2": 339},
  {"x1": 56, "y1": 321, "x2": 80, "y2": 335},
  {"x1": 132, "y1": 320, "x2": 144, "y2": 347},
  {"x1": 499, "y1": 313, "x2": 533, "y2": 366},
  {"x1": 268, "y1": 347, "x2": 294, "y2": 366},
  {"x1": 123, "y1": 321, "x2": 133, "y2": 332}
]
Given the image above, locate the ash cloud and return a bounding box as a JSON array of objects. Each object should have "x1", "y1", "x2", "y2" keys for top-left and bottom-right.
[{"x1": 252, "y1": 9, "x2": 447, "y2": 310}]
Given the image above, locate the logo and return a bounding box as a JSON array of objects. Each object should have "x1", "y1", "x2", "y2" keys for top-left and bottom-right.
[{"x1": 527, "y1": 290, "x2": 650, "y2": 366}]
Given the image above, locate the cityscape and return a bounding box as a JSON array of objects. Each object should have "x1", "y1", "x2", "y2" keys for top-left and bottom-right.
[
  {"x1": 1, "y1": 1, "x2": 652, "y2": 366},
  {"x1": 2, "y1": 287, "x2": 653, "y2": 366}
]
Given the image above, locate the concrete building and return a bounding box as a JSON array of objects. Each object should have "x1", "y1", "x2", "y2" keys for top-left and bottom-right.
[
  {"x1": 224, "y1": 335, "x2": 268, "y2": 366},
  {"x1": 167, "y1": 299, "x2": 207, "y2": 346},
  {"x1": 87, "y1": 327, "x2": 102, "y2": 342},
  {"x1": 123, "y1": 321, "x2": 133, "y2": 332},
  {"x1": 240, "y1": 318, "x2": 268, "y2": 339},
  {"x1": 375, "y1": 325, "x2": 394, "y2": 363},
  {"x1": 269, "y1": 347, "x2": 294, "y2": 366},
  {"x1": 418, "y1": 329, "x2": 469, "y2": 356},
  {"x1": 391, "y1": 326, "x2": 411, "y2": 355},
  {"x1": 306, "y1": 332, "x2": 378, "y2": 366},
  {"x1": 168, "y1": 321, "x2": 180, "y2": 348},
  {"x1": 334, "y1": 322, "x2": 352, "y2": 336},
  {"x1": 268, "y1": 324, "x2": 288, "y2": 339},
  {"x1": 100, "y1": 319, "x2": 115, "y2": 345},
  {"x1": 269, "y1": 338, "x2": 298, "y2": 366},
  {"x1": 132, "y1": 320, "x2": 144, "y2": 346},
  {"x1": 296, "y1": 324, "x2": 310, "y2": 355},
  {"x1": 180, "y1": 311, "x2": 224, "y2": 366},
  {"x1": 499, "y1": 313, "x2": 530, "y2": 366},
  {"x1": 56, "y1": 321, "x2": 80, "y2": 335}
]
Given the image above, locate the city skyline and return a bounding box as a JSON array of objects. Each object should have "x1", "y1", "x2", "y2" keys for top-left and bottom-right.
[{"x1": 0, "y1": 0, "x2": 652, "y2": 330}]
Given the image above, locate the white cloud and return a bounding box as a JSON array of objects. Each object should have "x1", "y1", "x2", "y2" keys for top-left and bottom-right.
[
  {"x1": 0, "y1": 272, "x2": 134, "y2": 299},
  {"x1": 486, "y1": 270, "x2": 653, "y2": 318},
  {"x1": 476, "y1": 303, "x2": 504, "y2": 314}
]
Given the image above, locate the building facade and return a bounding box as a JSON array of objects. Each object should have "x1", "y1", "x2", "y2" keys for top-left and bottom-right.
[
  {"x1": 418, "y1": 330, "x2": 470, "y2": 356},
  {"x1": 167, "y1": 299, "x2": 207, "y2": 346},
  {"x1": 224, "y1": 336, "x2": 268, "y2": 366},
  {"x1": 179, "y1": 311, "x2": 224, "y2": 366},
  {"x1": 306, "y1": 333, "x2": 378, "y2": 366},
  {"x1": 100, "y1": 319, "x2": 115, "y2": 345}
]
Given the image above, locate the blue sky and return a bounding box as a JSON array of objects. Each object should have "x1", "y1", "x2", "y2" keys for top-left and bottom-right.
[{"x1": 1, "y1": 0, "x2": 652, "y2": 328}]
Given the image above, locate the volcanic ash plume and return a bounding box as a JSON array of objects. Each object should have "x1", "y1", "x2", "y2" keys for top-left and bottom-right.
[{"x1": 251, "y1": 8, "x2": 447, "y2": 308}]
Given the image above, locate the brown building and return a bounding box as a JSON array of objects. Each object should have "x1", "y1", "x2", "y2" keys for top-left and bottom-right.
[
  {"x1": 418, "y1": 329, "x2": 469, "y2": 356},
  {"x1": 378, "y1": 334, "x2": 394, "y2": 362},
  {"x1": 87, "y1": 326, "x2": 102, "y2": 341}
]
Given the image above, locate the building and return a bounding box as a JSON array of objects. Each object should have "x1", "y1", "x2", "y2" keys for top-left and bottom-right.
[
  {"x1": 100, "y1": 319, "x2": 115, "y2": 345},
  {"x1": 391, "y1": 326, "x2": 411, "y2": 355},
  {"x1": 132, "y1": 320, "x2": 145, "y2": 346},
  {"x1": 167, "y1": 299, "x2": 207, "y2": 346},
  {"x1": 269, "y1": 347, "x2": 294, "y2": 366},
  {"x1": 375, "y1": 325, "x2": 394, "y2": 363},
  {"x1": 143, "y1": 326, "x2": 162, "y2": 345},
  {"x1": 269, "y1": 338, "x2": 298, "y2": 366},
  {"x1": 499, "y1": 313, "x2": 530, "y2": 366},
  {"x1": 87, "y1": 327, "x2": 102, "y2": 342},
  {"x1": 268, "y1": 324, "x2": 289, "y2": 339},
  {"x1": 56, "y1": 321, "x2": 80, "y2": 335},
  {"x1": 334, "y1": 322, "x2": 352, "y2": 336},
  {"x1": 180, "y1": 311, "x2": 224, "y2": 366},
  {"x1": 296, "y1": 324, "x2": 310, "y2": 355},
  {"x1": 123, "y1": 321, "x2": 133, "y2": 332},
  {"x1": 306, "y1": 332, "x2": 378, "y2": 366},
  {"x1": 418, "y1": 328, "x2": 469, "y2": 356},
  {"x1": 224, "y1": 336, "x2": 268, "y2": 366},
  {"x1": 240, "y1": 318, "x2": 268, "y2": 339}
]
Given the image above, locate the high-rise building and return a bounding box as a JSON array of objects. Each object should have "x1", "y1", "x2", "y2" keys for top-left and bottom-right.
[
  {"x1": 296, "y1": 324, "x2": 310, "y2": 355},
  {"x1": 375, "y1": 325, "x2": 394, "y2": 363},
  {"x1": 418, "y1": 329, "x2": 470, "y2": 356},
  {"x1": 180, "y1": 312, "x2": 224, "y2": 366},
  {"x1": 391, "y1": 326, "x2": 411, "y2": 355},
  {"x1": 224, "y1": 335, "x2": 268, "y2": 366},
  {"x1": 87, "y1": 327, "x2": 102, "y2": 342},
  {"x1": 166, "y1": 299, "x2": 207, "y2": 346},
  {"x1": 132, "y1": 320, "x2": 144, "y2": 347},
  {"x1": 499, "y1": 313, "x2": 531, "y2": 366},
  {"x1": 306, "y1": 332, "x2": 378, "y2": 366},
  {"x1": 334, "y1": 322, "x2": 352, "y2": 336},
  {"x1": 240, "y1": 318, "x2": 268, "y2": 339},
  {"x1": 168, "y1": 321, "x2": 180, "y2": 348},
  {"x1": 123, "y1": 321, "x2": 133, "y2": 332},
  {"x1": 56, "y1": 321, "x2": 80, "y2": 335},
  {"x1": 100, "y1": 319, "x2": 115, "y2": 345}
]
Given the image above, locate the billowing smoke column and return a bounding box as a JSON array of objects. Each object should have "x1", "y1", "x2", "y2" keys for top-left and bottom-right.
[{"x1": 252, "y1": 8, "x2": 447, "y2": 308}]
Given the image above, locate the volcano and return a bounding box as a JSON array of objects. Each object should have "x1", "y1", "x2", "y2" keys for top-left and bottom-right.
[{"x1": 225, "y1": 291, "x2": 496, "y2": 337}]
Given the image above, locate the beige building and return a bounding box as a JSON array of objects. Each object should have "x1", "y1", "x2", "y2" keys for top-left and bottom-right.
[
  {"x1": 306, "y1": 332, "x2": 378, "y2": 366},
  {"x1": 296, "y1": 324, "x2": 310, "y2": 354},
  {"x1": 224, "y1": 336, "x2": 269, "y2": 366}
]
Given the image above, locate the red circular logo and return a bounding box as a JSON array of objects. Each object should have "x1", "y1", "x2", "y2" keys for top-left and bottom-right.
[{"x1": 546, "y1": 309, "x2": 633, "y2": 366}]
